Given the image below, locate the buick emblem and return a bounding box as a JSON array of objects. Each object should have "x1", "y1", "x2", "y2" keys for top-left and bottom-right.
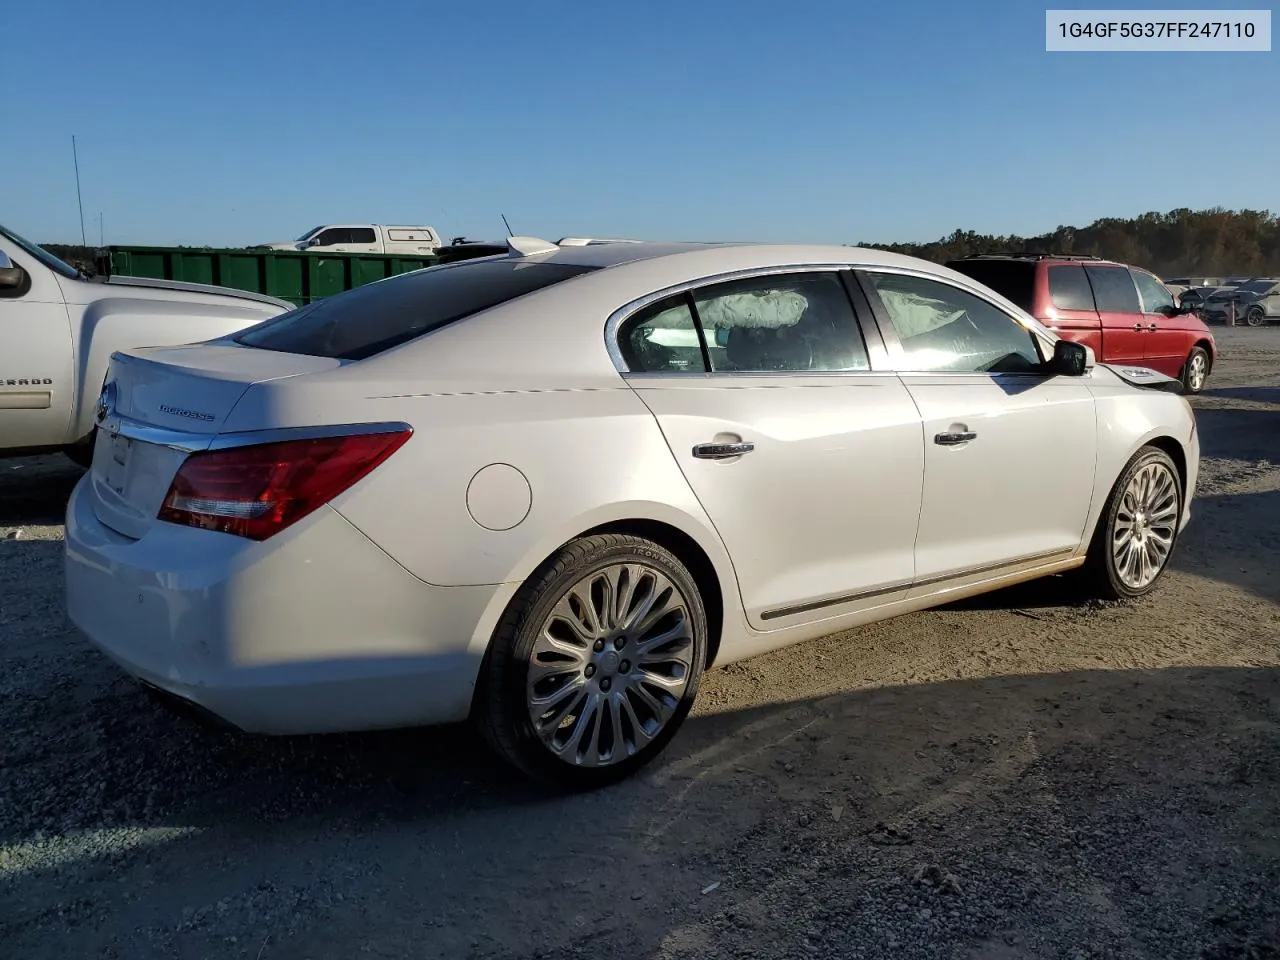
[{"x1": 96, "y1": 382, "x2": 116, "y2": 424}]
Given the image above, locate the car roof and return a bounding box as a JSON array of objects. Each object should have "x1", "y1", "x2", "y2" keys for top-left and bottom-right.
[{"x1": 505, "y1": 238, "x2": 956, "y2": 275}]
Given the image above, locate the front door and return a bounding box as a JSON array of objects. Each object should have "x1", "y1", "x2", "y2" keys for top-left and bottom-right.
[
  {"x1": 1130, "y1": 267, "x2": 1191, "y2": 378},
  {"x1": 1084, "y1": 264, "x2": 1147, "y2": 367},
  {"x1": 618, "y1": 270, "x2": 924, "y2": 629},
  {"x1": 858, "y1": 269, "x2": 1098, "y2": 590},
  {"x1": 0, "y1": 241, "x2": 75, "y2": 450}
]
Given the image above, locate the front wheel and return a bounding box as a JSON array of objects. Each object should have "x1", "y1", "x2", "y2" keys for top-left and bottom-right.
[
  {"x1": 475, "y1": 533, "x2": 708, "y2": 789},
  {"x1": 1181, "y1": 346, "x2": 1209, "y2": 394},
  {"x1": 1081, "y1": 446, "x2": 1183, "y2": 600},
  {"x1": 1245, "y1": 306, "x2": 1267, "y2": 327}
]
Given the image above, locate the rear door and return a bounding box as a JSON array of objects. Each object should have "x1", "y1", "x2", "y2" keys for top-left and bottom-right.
[
  {"x1": 620, "y1": 268, "x2": 925, "y2": 630},
  {"x1": 1129, "y1": 267, "x2": 1191, "y2": 377},
  {"x1": 1083, "y1": 264, "x2": 1145, "y2": 366},
  {"x1": 858, "y1": 268, "x2": 1097, "y2": 591}
]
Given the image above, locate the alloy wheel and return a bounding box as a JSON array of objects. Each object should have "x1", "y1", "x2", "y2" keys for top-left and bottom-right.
[
  {"x1": 1186, "y1": 352, "x2": 1207, "y2": 392},
  {"x1": 526, "y1": 563, "x2": 696, "y2": 767},
  {"x1": 1111, "y1": 461, "x2": 1179, "y2": 590}
]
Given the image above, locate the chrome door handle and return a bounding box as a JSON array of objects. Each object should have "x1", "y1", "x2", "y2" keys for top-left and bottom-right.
[
  {"x1": 1132, "y1": 323, "x2": 1144, "y2": 331},
  {"x1": 1147, "y1": 323, "x2": 1159, "y2": 331},
  {"x1": 692, "y1": 441, "x2": 755, "y2": 460},
  {"x1": 934, "y1": 431, "x2": 977, "y2": 446}
]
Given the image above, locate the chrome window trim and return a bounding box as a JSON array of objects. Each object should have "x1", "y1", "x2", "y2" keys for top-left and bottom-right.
[
  {"x1": 101, "y1": 414, "x2": 413, "y2": 454},
  {"x1": 604, "y1": 263, "x2": 876, "y2": 375},
  {"x1": 856, "y1": 265, "x2": 1060, "y2": 374}
]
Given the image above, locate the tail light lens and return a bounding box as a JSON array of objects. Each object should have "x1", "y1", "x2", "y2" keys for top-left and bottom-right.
[{"x1": 158, "y1": 429, "x2": 411, "y2": 540}]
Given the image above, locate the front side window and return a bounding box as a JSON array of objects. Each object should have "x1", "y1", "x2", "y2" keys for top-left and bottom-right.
[
  {"x1": 236, "y1": 259, "x2": 596, "y2": 361},
  {"x1": 1048, "y1": 265, "x2": 1096, "y2": 311},
  {"x1": 1130, "y1": 270, "x2": 1175, "y2": 315},
  {"x1": 864, "y1": 271, "x2": 1044, "y2": 374},
  {"x1": 693, "y1": 272, "x2": 869, "y2": 373},
  {"x1": 314, "y1": 228, "x2": 349, "y2": 246},
  {"x1": 1084, "y1": 265, "x2": 1141, "y2": 313}
]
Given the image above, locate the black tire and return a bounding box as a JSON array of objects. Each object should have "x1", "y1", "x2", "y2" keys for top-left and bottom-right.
[
  {"x1": 1180, "y1": 346, "x2": 1210, "y2": 394},
  {"x1": 1081, "y1": 445, "x2": 1183, "y2": 601},
  {"x1": 1245, "y1": 306, "x2": 1266, "y2": 327},
  {"x1": 64, "y1": 431, "x2": 95, "y2": 469},
  {"x1": 475, "y1": 533, "x2": 708, "y2": 789}
]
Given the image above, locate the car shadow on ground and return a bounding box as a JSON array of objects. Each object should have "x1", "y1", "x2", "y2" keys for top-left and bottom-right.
[
  {"x1": 0, "y1": 456, "x2": 83, "y2": 527},
  {"x1": 1199, "y1": 385, "x2": 1280, "y2": 406},
  {"x1": 2, "y1": 665, "x2": 1278, "y2": 959}
]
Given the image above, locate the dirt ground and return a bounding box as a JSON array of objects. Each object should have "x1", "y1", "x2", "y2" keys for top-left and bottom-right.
[{"x1": 1, "y1": 329, "x2": 1277, "y2": 960}]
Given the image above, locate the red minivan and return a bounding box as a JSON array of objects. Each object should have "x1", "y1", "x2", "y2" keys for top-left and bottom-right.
[{"x1": 947, "y1": 254, "x2": 1217, "y2": 393}]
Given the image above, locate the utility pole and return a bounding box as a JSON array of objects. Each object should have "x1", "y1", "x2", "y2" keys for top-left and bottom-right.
[
  {"x1": 72, "y1": 135, "x2": 87, "y2": 247},
  {"x1": 98, "y1": 212, "x2": 104, "y2": 246}
]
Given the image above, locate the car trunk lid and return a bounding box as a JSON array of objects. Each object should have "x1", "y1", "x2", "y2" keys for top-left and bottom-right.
[{"x1": 90, "y1": 344, "x2": 340, "y2": 539}]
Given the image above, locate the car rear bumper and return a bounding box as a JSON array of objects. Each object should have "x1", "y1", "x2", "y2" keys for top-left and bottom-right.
[{"x1": 64, "y1": 475, "x2": 509, "y2": 734}]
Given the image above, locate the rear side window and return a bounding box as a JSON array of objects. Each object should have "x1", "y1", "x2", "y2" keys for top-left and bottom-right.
[
  {"x1": 695, "y1": 272, "x2": 869, "y2": 373},
  {"x1": 945, "y1": 260, "x2": 1036, "y2": 312},
  {"x1": 349, "y1": 227, "x2": 377, "y2": 244},
  {"x1": 236, "y1": 260, "x2": 596, "y2": 361},
  {"x1": 622, "y1": 296, "x2": 705, "y2": 372},
  {"x1": 1084, "y1": 265, "x2": 1141, "y2": 313},
  {"x1": 1048, "y1": 265, "x2": 1096, "y2": 311}
]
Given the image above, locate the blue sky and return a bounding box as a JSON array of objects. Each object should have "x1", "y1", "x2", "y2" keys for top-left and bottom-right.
[{"x1": 4, "y1": 0, "x2": 1276, "y2": 247}]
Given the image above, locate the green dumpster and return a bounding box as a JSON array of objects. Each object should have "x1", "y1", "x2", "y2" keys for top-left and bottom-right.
[{"x1": 95, "y1": 246, "x2": 443, "y2": 308}]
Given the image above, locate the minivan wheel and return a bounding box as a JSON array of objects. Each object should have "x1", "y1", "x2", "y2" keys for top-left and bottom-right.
[
  {"x1": 1245, "y1": 306, "x2": 1266, "y2": 327},
  {"x1": 1082, "y1": 446, "x2": 1183, "y2": 601},
  {"x1": 476, "y1": 533, "x2": 707, "y2": 789},
  {"x1": 1180, "y1": 347, "x2": 1209, "y2": 394}
]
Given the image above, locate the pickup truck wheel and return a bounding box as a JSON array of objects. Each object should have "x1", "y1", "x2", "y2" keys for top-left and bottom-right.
[
  {"x1": 1180, "y1": 347, "x2": 1209, "y2": 394},
  {"x1": 1245, "y1": 306, "x2": 1267, "y2": 327},
  {"x1": 64, "y1": 431, "x2": 95, "y2": 469},
  {"x1": 1081, "y1": 446, "x2": 1182, "y2": 601}
]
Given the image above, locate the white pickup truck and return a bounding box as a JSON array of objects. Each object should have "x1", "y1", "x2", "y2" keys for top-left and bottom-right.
[
  {"x1": 0, "y1": 224, "x2": 291, "y2": 465},
  {"x1": 257, "y1": 223, "x2": 443, "y2": 255}
]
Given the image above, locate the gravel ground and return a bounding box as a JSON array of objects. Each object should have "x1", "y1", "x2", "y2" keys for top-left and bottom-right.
[{"x1": 1, "y1": 328, "x2": 1278, "y2": 960}]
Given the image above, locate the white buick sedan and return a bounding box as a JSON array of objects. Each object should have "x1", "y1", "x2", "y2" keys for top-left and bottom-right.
[{"x1": 65, "y1": 238, "x2": 1199, "y2": 787}]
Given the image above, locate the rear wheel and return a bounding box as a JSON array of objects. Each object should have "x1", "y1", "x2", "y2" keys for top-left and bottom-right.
[
  {"x1": 475, "y1": 533, "x2": 707, "y2": 789},
  {"x1": 1245, "y1": 306, "x2": 1267, "y2": 327},
  {"x1": 1081, "y1": 446, "x2": 1182, "y2": 600},
  {"x1": 1180, "y1": 346, "x2": 1209, "y2": 394}
]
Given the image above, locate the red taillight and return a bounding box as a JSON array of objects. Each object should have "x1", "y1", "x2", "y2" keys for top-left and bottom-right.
[{"x1": 158, "y1": 429, "x2": 411, "y2": 541}]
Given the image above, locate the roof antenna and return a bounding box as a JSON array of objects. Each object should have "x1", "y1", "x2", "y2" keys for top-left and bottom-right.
[{"x1": 501, "y1": 214, "x2": 514, "y2": 238}]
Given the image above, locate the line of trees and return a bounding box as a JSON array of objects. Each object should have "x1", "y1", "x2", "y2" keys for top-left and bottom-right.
[
  {"x1": 862, "y1": 208, "x2": 1280, "y2": 277},
  {"x1": 39, "y1": 208, "x2": 1280, "y2": 279}
]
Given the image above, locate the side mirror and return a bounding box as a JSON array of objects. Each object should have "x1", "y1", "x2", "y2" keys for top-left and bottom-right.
[
  {"x1": 0, "y1": 264, "x2": 27, "y2": 290},
  {"x1": 1050, "y1": 339, "x2": 1090, "y2": 376}
]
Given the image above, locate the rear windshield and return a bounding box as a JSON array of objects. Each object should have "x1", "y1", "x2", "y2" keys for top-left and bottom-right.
[
  {"x1": 235, "y1": 259, "x2": 597, "y2": 360},
  {"x1": 945, "y1": 260, "x2": 1035, "y2": 312}
]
